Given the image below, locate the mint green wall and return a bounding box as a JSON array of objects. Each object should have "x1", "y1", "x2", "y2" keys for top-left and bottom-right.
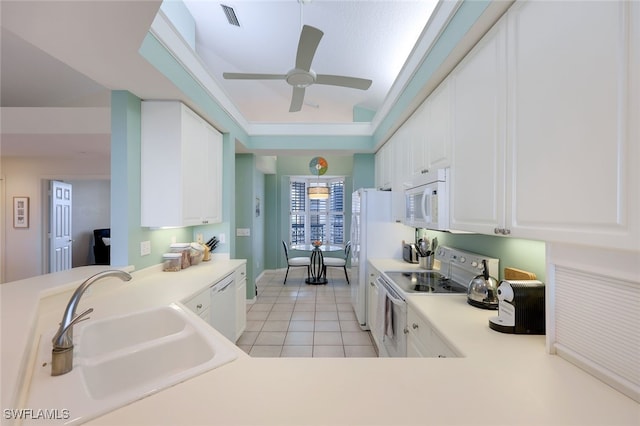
[
  {"x1": 235, "y1": 154, "x2": 265, "y2": 298},
  {"x1": 264, "y1": 173, "x2": 279, "y2": 271},
  {"x1": 352, "y1": 154, "x2": 375, "y2": 190},
  {"x1": 353, "y1": 106, "x2": 376, "y2": 122},
  {"x1": 419, "y1": 230, "x2": 546, "y2": 282}
]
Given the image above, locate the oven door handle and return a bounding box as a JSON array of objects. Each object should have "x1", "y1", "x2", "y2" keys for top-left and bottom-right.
[{"x1": 376, "y1": 276, "x2": 404, "y2": 305}]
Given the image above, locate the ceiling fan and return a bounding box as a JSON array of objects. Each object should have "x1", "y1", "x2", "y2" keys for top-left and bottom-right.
[{"x1": 223, "y1": 25, "x2": 372, "y2": 112}]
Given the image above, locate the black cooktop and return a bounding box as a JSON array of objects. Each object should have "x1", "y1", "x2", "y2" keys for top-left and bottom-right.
[{"x1": 385, "y1": 271, "x2": 468, "y2": 294}]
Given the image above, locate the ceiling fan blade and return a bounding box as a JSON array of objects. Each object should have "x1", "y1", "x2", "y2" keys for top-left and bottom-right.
[
  {"x1": 295, "y1": 25, "x2": 323, "y2": 72},
  {"x1": 315, "y1": 74, "x2": 372, "y2": 90},
  {"x1": 223, "y1": 73, "x2": 287, "y2": 80},
  {"x1": 289, "y1": 87, "x2": 305, "y2": 112}
]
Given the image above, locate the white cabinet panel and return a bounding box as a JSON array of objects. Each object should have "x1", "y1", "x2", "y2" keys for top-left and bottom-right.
[
  {"x1": 141, "y1": 101, "x2": 223, "y2": 228},
  {"x1": 505, "y1": 0, "x2": 639, "y2": 250},
  {"x1": 366, "y1": 266, "x2": 380, "y2": 351},
  {"x1": 449, "y1": 0, "x2": 639, "y2": 250},
  {"x1": 408, "y1": 104, "x2": 429, "y2": 181},
  {"x1": 425, "y1": 79, "x2": 452, "y2": 169},
  {"x1": 391, "y1": 127, "x2": 412, "y2": 222},
  {"x1": 450, "y1": 21, "x2": 507, "y2": 235},
  {"x1": 375, "y1": 142, "x2": 392, "y2": 190},
  {"x1": 234, "y1": 264, "x2": 247, "y2": 341},
  {"x1": 407, "y1": 305, "x2": 457, "y2": 358}
]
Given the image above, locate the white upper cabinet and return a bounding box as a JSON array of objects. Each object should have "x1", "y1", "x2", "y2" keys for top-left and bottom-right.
[
  {"x1": 408, "y1": 104, "x2": 429, "y2": 181},
  {"x1": 450, "y1": 0, "x2": 639, "y2": 251},
  {"x1": 424, "y1": 79, "x2": 452, "y2": 170},
  {"x1": 504, "y1": 0, "x2": 639, "y2": 250},
  {"x1": 375, "y1": 141, "x2": 392, "y2": 190},
  {"x1": 450, "y1": 19, "x2": 507, "y2": 235},
  {"x1": 141, "y1": 101, "x2": 223, "y2": 228}
]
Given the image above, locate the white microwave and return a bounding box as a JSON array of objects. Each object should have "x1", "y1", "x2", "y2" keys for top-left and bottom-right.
[{"x1": 404, "y1": 168, "x2": 449, "y2": 231}]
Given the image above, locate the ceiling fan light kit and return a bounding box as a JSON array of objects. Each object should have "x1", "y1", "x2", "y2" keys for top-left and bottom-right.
[{"x1": 223, "y1": 24, "x2": 372, "y2": 112}]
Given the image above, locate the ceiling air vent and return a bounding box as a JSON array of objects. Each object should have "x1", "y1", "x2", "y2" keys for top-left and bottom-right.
[{"x1": 221, "y1": 5, "x2": 240, "y2": 27}]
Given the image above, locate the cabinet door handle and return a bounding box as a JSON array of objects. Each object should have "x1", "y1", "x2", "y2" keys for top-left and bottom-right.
[
  {"x1": 369, "y1": 282, "x2": 375, "y2": 287},
  {"x1": 412, "y1": 323, "x2": 419, "y2": 329},
  {"x1": 196, "y1": 303, "x2": 203, "y2": 309},
  {"x1": 494, "y1": 227, "x2": 511, "y2": 235}
]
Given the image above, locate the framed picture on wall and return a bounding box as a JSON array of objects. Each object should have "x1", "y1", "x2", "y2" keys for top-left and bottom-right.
[{"x1": 13, "y1": 196, "x2": 29, "y2": 228}]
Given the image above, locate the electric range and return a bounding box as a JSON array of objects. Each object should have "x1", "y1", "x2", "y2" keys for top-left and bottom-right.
[
  {"x1": 383, "y1": 246, "x2": 499, "y2": 297},
  {"x1": 383, "y1": 271, "x2": 467, "y2": 294}
]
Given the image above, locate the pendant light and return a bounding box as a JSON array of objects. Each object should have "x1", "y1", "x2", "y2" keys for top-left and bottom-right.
[{"x1": 308, "y1": 156, "x2": 329, "y2": 200}]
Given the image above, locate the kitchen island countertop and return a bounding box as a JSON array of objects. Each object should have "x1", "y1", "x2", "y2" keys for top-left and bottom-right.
[{"x1": 2, "y1": 259, "x2": 638, "y2": 425}]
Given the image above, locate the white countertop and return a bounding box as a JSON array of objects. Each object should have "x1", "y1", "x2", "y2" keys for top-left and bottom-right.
[{"x1": 2, "y1": 259, "x2": 638, "y2": 425}]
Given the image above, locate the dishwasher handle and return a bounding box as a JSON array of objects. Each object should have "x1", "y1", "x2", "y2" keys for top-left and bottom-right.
[{"x1": 211, "y1": 275, "x2": 234, "y2": 294}]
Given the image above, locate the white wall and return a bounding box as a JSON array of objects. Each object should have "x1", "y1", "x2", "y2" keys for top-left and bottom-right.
[{"x1": 1, "y1": 156, "x2": 109, "y2": 283}]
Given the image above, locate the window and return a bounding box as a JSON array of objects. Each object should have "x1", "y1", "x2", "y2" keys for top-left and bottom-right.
[{"x1": 289, "y1": 177, "x2": 344, "y2": 245}]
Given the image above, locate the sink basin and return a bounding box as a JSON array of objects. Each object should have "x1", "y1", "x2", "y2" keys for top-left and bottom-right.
[
  {"x1": 25, "y1": 303, "x2": 238, "y2": 425},
  {"x1": 77, "y1": 305, "x2": 188, "y2": 358}
]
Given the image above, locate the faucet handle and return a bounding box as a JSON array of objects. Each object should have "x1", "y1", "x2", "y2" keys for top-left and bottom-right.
[
  {"x1": 52, "y1": 308, "x2": 94, "y2": 347},
  {"x1": 71, "y1": 308, "x2": 94, "y2": 326}
]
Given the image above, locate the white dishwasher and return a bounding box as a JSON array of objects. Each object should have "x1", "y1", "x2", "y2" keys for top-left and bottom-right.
[{"x1": 210, "y1": 273, "x2": 236, "y2": 341}]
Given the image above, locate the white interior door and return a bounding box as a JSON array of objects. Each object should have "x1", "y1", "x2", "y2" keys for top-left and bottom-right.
[{"x1": 50, "y1": 181, "x2": 72, "y2": 273}]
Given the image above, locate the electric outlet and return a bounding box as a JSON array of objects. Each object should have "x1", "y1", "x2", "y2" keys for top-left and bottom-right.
[
  {"x1": 140, "y1": 240, "x2": 151, "y2": 256},
  {"x1": 219, "y1": 233, "x2": 226, "y2": 244},
  {"x1": 196, "y1": 233, "x2": 203, "y2": 244}
]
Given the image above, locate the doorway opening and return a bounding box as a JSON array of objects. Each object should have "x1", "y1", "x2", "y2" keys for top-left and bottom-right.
[{"x1": 43, "y1": 178, "x2": 110, "y2": 273}]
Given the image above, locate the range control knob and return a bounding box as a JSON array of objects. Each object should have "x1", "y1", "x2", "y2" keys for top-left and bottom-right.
[
  {"x1": 471, "y1": 261, "x2": 478, "y2": 268},
  {"x1": 459, "y1": 257, "x2": 466, "y2": 263}
]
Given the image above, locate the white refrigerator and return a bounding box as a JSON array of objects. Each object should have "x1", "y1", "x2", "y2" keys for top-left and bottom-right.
[{"x1": 350, "y1": 188, "x2": 413, "y2": 329}]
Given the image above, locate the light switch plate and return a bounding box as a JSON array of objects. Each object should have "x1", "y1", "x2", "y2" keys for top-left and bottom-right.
[{"x1": 236, "y1": 228, "x2": 250, "y2": 237}]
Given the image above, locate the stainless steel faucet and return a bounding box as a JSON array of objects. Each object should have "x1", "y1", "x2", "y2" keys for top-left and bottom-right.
[{"x1": 51, "y1": 269, "x2": 132, "y2": 376}]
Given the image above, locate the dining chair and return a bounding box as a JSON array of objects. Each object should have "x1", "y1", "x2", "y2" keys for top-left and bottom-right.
[
  {"x1": 322, "y1": 241, "x2": 351, "y2": 284},
  {"x1": 282, "y1": 240, "x2": 311, "y2": 285}
]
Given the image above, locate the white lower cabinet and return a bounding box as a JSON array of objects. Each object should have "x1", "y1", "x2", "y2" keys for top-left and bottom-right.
[
  {"x1": 234, "y1": 264, "x2": 247, "y2": 341},
  {"x1": 182, "y1": 266, "x2": 248, "y2": 343},
  {"x1": 407, "y1": 305, "x2": 457, "y2": 358},
  {"x1": 182, "y1": 285, "x2": 211, "y2": 322},
  {"x1": 366, "y1": 265, "x2": 381, "y2": 351}
]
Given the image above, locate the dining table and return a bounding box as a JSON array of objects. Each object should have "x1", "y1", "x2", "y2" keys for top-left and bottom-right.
[{"x1": 290, "y1": 244, "x2": 343, "y2": 285}]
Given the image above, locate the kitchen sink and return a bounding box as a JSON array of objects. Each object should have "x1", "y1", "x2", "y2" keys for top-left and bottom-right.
[
  {"x1": 77, "y1": 305, "x2": 189, "y2": 358},
  {"x1": 24, "y1": 303, "x2": 239, "y2": 425}
]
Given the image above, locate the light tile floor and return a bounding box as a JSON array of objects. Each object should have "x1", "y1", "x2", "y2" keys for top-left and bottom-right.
[{"x1": 237, "y1": 266, "x2": 378, "y2": 358}]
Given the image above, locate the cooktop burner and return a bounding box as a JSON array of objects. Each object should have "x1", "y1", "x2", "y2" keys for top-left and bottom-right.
[{"x1": 384, "y1": 271, "x2": 467, "y2": 294}]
